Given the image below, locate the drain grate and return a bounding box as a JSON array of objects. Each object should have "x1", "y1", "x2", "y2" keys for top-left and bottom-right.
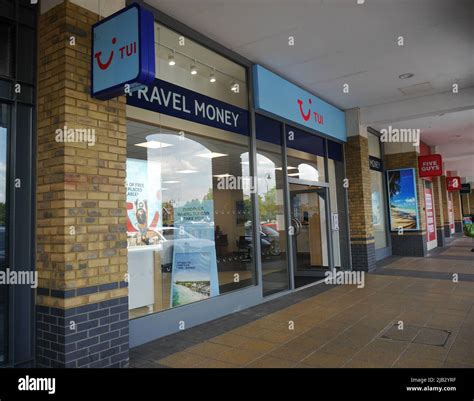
[
  {"x1": 381, "y1": 324, "x2": 420, "y2": 342},
  {"x1": 413, "y1": 327, "x2": 451, "y2": 347},
  {"x1": 379, "y1": 323, "x2": 451, "y2": 347}
]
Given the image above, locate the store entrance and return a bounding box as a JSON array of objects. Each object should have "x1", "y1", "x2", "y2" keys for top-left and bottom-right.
[{"x1": 289, "y1": 182, "x2": 330, "y2": 288}]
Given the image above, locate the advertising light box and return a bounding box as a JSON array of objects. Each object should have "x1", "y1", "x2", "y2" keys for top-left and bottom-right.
[{"x1": 91, "y1": 3, "x2": 155, "y2": 100}]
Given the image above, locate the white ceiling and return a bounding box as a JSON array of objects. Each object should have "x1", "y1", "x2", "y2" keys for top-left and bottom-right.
[{"x1": 145, "y1": 0, "x2": 474, "y2": 180}]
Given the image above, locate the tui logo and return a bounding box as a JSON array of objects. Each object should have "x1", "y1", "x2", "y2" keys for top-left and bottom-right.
[
  {"x1": 94, "y1": 36, "x2": 137, "y2": 71},
  {"x1": 297, "y1": 98, "x2": 312, "y2": 121},
  {"x1": 95, "y1": 37, "x2": 116, "y2": 70},
  {"x1": 297, "y1": 98, "x2": 324, "y2": 125}
]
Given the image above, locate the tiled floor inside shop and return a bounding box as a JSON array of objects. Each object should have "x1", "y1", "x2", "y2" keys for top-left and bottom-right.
[{"x1": 130, "y1": 236, "x2": 474, "y2": 368}]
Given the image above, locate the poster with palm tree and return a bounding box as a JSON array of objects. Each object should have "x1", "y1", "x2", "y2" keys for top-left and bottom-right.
[{"x1": 386, "y1": 168, "x2": 420, "y2": 231}]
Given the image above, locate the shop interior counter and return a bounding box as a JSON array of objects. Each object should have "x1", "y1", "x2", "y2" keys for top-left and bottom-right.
[{"x1": 128, "y1": 244, "x2": 163, "y2": 312}]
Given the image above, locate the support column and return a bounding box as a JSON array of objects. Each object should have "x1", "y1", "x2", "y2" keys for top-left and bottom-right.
[
  {"x1": 461, "y1": 193, "x2": 470, "y2": 216},
  {"x1": 432, "y1": 176, "x2": 446, "y2": 247},
  {"x1": 440, "y1": 175, "x2": 451, "y2": 238},
  {"x1": 452, "y1": 190, "x2": 463, "y2": 233},
  {"x1": 344, "y1": 109, "x2": 376, "y2": 271},
  {"x1": 384, "y1": 144, "x2": 427, "y2": 257},
  {"x1": 36, "y1": 1, "x2": 128, "y2": 367}
]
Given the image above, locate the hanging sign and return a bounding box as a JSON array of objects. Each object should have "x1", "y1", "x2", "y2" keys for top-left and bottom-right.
[
  {"x1": 369, "y1": 156, "x2": 383, "y2": 172},
  {"x1": 447, "y1": 177, "x2": 461, "y2": 191},
  {"x1": 461, "y1": 183, "x2": 471, "y2": 194},
  {"x1": 418, "y1": 154, "x2": 442, "y2": 177},
  {"x1": 91, "y1": 3, "x2": 155, "y2": 100}
]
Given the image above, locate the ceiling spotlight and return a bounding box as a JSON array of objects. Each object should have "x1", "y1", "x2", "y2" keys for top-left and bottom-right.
[
  {"x1": 134, "y1": 141, "x2": 173, "y2": 149},
  {"x1": 210, "y1": 71, "x2": 216, "y2": 83},
  {"x1": 399, "y1": 73, "x2": 414, "y2": 79},
  {"x1": 190, "y1": 62, "x2": 197, "y2": 75},
  {"x1": 168, "y1": 52, "x2": 175, "y2": 66}
]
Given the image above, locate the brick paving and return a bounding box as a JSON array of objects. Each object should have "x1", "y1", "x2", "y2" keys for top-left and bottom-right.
[{"x1": 130, "y1": 237, "x2": 474, "y2": 368}]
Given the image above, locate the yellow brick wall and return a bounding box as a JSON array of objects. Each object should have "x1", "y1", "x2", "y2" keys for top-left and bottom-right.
[
  {"x1": 452, "y1": 190, "x2": 463, "y2": 223},
  {"x1": 36, "y1": 1, "x2": 127, "y2": 309},
  {"x1": 440, "y1": 176, "x2": 451, "y2": 225},
  {"x1": 432, "y1": 176, "x2": 444, "y2": 229},
  {"x1": 344, "y1": 135, "x2": 374, "y2": 245}
]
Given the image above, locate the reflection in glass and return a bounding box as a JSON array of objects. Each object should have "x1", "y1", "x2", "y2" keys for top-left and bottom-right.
[
  {"x1": 286, "y1": 126, "x2": 325, "y2": 182},
  {"x1": 255, "y1": 115, "x2": 290, "y2": 296},
  {"x1": 371, "y1": 170, "x2": 388, "y2": 249},
  {"x1": 328, "y1": 157, "x2": 350, "y2": 269},
  {"x1": 257, "y1": 152, "x2": 290, "y2": 295},
  {"x1": 127, "y1": 127, "x2": 254, "y2": 318},
  {"x1": 0, "y1": 104, "x2": 8, "y2": 365}
]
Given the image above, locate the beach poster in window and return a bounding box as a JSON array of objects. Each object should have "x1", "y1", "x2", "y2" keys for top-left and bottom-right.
[{"x1": 386, "y1": 168, "x2": 420, "y2": 231}]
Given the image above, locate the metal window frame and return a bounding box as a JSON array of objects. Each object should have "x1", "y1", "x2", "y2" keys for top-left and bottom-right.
[
  {"x1": 2, "y1": 0, "x2": 37, "y2": 368},
  {"x1": 123, "y1": 0, "x2": 350, "y2": 344}
]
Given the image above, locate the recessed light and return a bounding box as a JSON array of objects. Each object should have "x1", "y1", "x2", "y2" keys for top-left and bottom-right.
[
  {"x1": 190, "y1": 64, "x2": 197, "y2": 75},
  {"x1": 168, "y1": 53, "x2": 175, "y2": 66},
  {"x1": 399, "y1": 73, "x2": 414, "y2": 79},
  {"x1": 176, "y1": 169, "x2": 198, "y2": 174},
  {"x1": 196, "y1": 152, "x2": 228, "y2": 159},
  {"x1": 209, "y1": 72, "x2": 216, "y2": 83},
  {"x1": 134, "y1": 141, "x2": 173, "y2": 149}
]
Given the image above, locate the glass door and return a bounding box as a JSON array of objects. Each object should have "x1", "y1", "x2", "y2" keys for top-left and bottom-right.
[{"x1": 289, "y1": 182, "x2": 330, "y2": 288}]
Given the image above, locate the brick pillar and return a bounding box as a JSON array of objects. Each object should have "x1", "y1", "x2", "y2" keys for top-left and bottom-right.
[
  {"x1": 440, "y1": 175, "x2": 451, "y2": 238},
  {"x1": 461, "y1": 193, "x2": 470, "y2": 216},
  {"x1": 344, "y1": 110, "x2": 375, "y2": 271},
  {"x1": 469, "y1": 191, "x2": 474, "y2": 214},
  {"x1": 432, "y1": 176, "x2": 445, "y2": 247},
  {"x1": 452, "y1": 190, "x2": 463, "y2": 232},
  {"x1": 36, "y1": 1, "x2": 128, "y2": 368},
  {"x1": 384, "y1": 151, "x2": 427, "y2": 257}
]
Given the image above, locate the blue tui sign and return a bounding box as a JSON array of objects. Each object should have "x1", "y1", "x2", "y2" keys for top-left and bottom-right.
[{"x1": 91, "y1": 3, "x2": 155, "y2": 100}]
